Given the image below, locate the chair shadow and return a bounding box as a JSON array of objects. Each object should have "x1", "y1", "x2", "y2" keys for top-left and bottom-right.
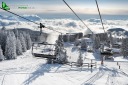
[
  {"x1": 22, "y1": 63, "x2": 62, "y2": 85},
  {"x1": 22, "y1": 63, "x2": 93, "y2": 85}
]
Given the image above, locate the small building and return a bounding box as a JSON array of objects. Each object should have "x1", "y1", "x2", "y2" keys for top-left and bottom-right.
[{"x1": 59, "y1": 32, "x2": 83, "y2": 42}]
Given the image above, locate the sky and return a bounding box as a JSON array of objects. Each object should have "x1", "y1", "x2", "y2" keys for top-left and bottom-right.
[{"x1": 0, "y1": 0, "x2": 128, "y2": 17}]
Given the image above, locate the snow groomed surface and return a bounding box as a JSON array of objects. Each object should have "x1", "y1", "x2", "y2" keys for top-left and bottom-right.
[{"x1": 0, "y1": 43, "x2": 128, "y2": 85}]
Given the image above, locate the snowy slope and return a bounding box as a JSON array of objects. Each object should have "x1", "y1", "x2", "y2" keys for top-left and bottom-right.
[{"x1": 0, "y1": 43, "x2": 128, "y2": 85}]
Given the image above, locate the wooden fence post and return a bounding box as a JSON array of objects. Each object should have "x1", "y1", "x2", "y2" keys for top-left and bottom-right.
[
  {"x1": 117, "y1": 62, "x2": 118, "y2": 65},
  {"x1": 95, "y1": 62, "x2": 97, "y2": 68},
  {"x1": 119, "y1": 65, "x2": 120, "y2": 69}
]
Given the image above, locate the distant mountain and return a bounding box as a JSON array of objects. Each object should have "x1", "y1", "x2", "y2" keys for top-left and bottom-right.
[
  {"x1": 108, "y1": 28, "x2": 125, "y2": 32},
  {"x1": 0, "y1": 14, "x2": 42, "y2": 26},
  {"x1": 87, "y1": 18, "x2": 101, "y2": 23},
  {"x1": 7, "y1": 16, "x2": 18, "y2": 20},
  {"x1": 19, "y1": 15, "x2": 41, "y2": 21},
  {"x1": 0, "y1": 15, "x2": 4, "y2": 19},
  {"x1": 108, "y1": 28, "x2": 128, "y2": 36},
  {"x1": 0, "y1": 15, "x2": 7, "y2": 19},
  {"x1": 0, "y1": 14, "x2": 41, "y2": 21}
]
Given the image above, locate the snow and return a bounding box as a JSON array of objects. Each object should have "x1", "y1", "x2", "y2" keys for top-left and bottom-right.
[
  {"x1": 1, "y1": 43, "x2": 128, "y2": 85},
  {"x1": 114, "y1": 56, "x2": 128, "y2": 62},
  {"x1": 46, "y1": 33, "x2": 59, "y2": 44},
  {"x1": 112, "y1": 48, "x2": 121, "y2": 53}
]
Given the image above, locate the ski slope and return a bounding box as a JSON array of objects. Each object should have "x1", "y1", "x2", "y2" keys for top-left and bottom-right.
[{"x1": 0, "y1": 43, "x2": 128, "y2": 85}]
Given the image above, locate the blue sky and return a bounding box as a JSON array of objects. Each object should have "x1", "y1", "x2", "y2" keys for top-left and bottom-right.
[{"x1": 0, "y1": 0, "x2": 128, "y2": 15}]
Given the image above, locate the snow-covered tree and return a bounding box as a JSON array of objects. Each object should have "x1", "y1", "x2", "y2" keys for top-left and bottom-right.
[
  {"x1": 121, "y1": 38, "x2": 128, "y2": 58},
  {"x1": 0, "y1": 45, "x2": 4, "y2": 61},
  {"x1": 23, "y1": 32, "x2": 32, "y2": 50},
  {"x1": 24, "y1": 33, "x2": 32, "y2": 50},
  {"x1": 81, "y1": 39, "x2": 87, "y2": 50},
  {"x1": 19, "y1": 33, "x2": 27, "y2": 52},
  {"x1": 98, "y1": 33, "x2": 108, "y2": 43},
  {"x1": 16, "y1": 38, "x2": 22, "y2": 55},
  {"x1": 13, "y1": 28, "x2": 19, "y2": 38},
  {"x1": 56, "y1": 48, "x2": 68, "y2": 64},
  {"x1": 1, "y1": 26, "x2": 6, "y2": 30},
  {"x1": 108, "y1": 32, "x2": 114, "y2": 48},
  {"x1": 5, "y1": 31, "x2": 17, "y2": 59},
  {"x1": 76, "y1": 50, "x2": 83, "y2": 67},
  {"x1": 94, "y1": 36, "x2": 100, "y2": 49},
  {"x1": 125, "y1": 38, "x2": 128, "y2": 57},
  {"x1": 0, "y1": 30, "x2": 7, "y2": 55},
  {"x1": 121, "y1": 38, "x2": 126, "y2": 57}
]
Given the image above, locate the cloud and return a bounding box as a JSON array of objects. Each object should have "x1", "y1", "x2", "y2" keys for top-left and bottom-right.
[{"x1": 0, "y1": 14, "x2": 128, "y2": 34}]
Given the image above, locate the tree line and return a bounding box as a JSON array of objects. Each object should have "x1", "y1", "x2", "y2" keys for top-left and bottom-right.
[{"x1": 0, "y1": 27, "x2": 32, "y2": 61}]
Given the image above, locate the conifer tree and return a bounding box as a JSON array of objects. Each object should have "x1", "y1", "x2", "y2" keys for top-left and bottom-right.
[
  {"x1": 94, "y1": 36, "x2": 100, "y2": 49},
  {"x1": 5, "y1": 31, "x2": 17, "y2": 59},
  {"x1": 121, "y1": 38, "x2": 128, "y2": 58},
  {"x1": 0, "y1": 45, "x2": 4, "y2": 61},
  {"x1": 76, "y1": 50, "x2": 83, "y2": 67},
  {"x1": 19, "y1": 33, "x2": 27, "y2": 52},
  {"x1": 109, "y1": 32, "x2": 114, "y2": 47},
  {"x1": 25, "y1": 33, "x2": 32, "y2": 50},
  {"x1": 13, "y1": 28, "x2": 19, "y2": 38},
  {"x1": 81, "y1": 39, "x2": 87, "y2": 50},
  {"x1": 0, "y1": 30, "x2": 7, "y2": 55},
  {"x1": 16, "y1": 38, "x2": 22, "y2": 55}
]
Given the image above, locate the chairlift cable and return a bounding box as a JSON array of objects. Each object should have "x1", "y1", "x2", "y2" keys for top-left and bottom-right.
[
  {"x1": 0, "y1": 7, "x2": 39, "y2": 25},
  {"x1": 95, "y1": 0, "x2": 106, "y2": 33},
  {"x1": 63, "y1": 0, "x2": 93, "y2": 34},
  {"x1": 0, "y1": 7, "x2": 64, "y2": 34}
]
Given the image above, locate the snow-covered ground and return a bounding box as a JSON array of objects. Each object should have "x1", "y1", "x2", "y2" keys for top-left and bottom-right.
[{"x1": 0, "y1": 43, "x2": 128, "y2": 85}]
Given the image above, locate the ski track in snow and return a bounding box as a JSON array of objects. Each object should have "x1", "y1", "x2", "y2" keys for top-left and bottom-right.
[
  {"x1": 82, "y1": 65, "x2": 128, "y2": 85},
  {"x1": 83, "y1": 67, "x2": 106, "y2": 85},
  {"x1": 1, "y1": 59, "x2": 128, "y2": 85},
  {"x1": 105, "y1": 68, "x2": 119, "y2": 85}
]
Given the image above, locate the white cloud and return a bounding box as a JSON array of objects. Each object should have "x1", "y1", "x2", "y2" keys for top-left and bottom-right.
[{"x1": 0, "y1": 14, "x2": 128, "y2": 34}]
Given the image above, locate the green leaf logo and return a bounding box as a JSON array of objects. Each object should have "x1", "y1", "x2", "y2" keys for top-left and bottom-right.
[{"x1": 2, "y1": 2, "x2": 10, "y2": 10}]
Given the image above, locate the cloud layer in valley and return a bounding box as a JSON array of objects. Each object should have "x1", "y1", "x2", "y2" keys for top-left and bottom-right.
[{"x1": 0, "y1": 14, "x2": 128, "y2": 34}]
